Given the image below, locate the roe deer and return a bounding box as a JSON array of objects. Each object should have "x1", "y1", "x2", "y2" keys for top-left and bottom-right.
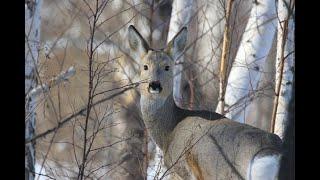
[{"x1": 128, "y1": 25, "x2": 282, "y2": 180}]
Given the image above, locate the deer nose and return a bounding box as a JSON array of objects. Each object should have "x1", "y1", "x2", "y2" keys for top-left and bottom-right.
[
  {"x1": 148, "y1": 80, "x2": 163, "y2": 94},
  {"x1": 149, "y1": 81, "x2": 160, "y2": 90}
]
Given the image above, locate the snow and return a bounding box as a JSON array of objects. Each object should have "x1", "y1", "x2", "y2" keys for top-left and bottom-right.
[
  {"x1": 35, "y1": 163, "x2": 47, "y2": 180},
  {"x1": 147, "y1": 146, "x2": 169, "y2": 180}
]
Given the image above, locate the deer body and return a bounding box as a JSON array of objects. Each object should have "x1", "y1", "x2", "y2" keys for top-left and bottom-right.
[
  {"x1": 128, "y1": 25, "x2": 282, "y2": 180},
  {"x1": 167, "y1": 115, "x2": 281, "y2": 180}
]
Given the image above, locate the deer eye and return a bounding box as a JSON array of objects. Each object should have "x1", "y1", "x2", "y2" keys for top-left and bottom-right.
[
  {"x1": 165, "y1": 66, "x2": 170, "y2": 71},
  {"x1": 144, "y1": 65, "x2": 148, "y2": 70}
]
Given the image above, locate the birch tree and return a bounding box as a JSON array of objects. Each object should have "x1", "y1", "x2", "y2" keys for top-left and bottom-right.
[
  {"x1": 216, "y1": 0, "x2": 234, "y2": 114},
  {"x1": 271, "y1": 0, "x2": 295, "y2": 139},
  {"x1": 223, "y1": 0, "x2": 278, "y2": 123},
  {"x1": 25, "y1": 0, "x2": 42, "y2": 179}
]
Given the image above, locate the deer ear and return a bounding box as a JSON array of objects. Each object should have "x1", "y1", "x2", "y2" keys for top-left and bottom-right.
[
  {"x1": 128, "y1": 25, "x2": 150, "y2": 60},
  {"x1": 166, "y1": 27, "x2": 187, "y2": 61}
]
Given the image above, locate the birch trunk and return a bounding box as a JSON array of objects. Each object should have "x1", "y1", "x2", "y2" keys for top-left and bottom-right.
[
  {"x1": 224, "y1": 0, "x2": 277, "y2": 123},
  {"x1": 216, "y1": 0, "x2": 234, "y2": 114},
  {"x1": 25, "y1": 0, "x2": 42, "y2": 179},
  {"x1": 271, "y1": 0, "x2": 295, "y2": 138}
]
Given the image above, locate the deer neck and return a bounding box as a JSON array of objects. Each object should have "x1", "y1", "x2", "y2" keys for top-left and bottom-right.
[{"x1": 140, "y1": 93, "x2": 184, "y2": 150}]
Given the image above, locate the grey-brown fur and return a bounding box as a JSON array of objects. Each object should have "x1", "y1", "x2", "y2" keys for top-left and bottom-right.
[{"x1": 128, "y1": 25, "x2": 282, "y2": 180}]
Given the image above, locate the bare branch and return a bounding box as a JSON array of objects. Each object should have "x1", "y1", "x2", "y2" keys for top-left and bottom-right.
[{"x1": 25, "y1": 83, "x2": 139, "y2": 144}]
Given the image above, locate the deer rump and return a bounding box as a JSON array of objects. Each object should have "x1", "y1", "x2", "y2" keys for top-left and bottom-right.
[{"x1": 163, "y1": 117, "x2": 282, "y2": 180}]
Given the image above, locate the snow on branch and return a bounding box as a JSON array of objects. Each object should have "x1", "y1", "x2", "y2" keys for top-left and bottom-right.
[{"x1": 26, "y1": 66, "x2": 76, "y2": 99}]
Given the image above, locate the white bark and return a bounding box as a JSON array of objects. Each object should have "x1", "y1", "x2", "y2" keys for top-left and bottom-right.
[
  {"x1": 168, "y1": 0, "x2": 194, "y2": 108},
  {"x1": 25, "y1": 0, "x2": 42, "y2": 179},
  {"x1": 273, "y1": 0, "x2": 294, "y2": 139},
  {"x1": 224, "y1": 0, "x2": 277, "y2": 123}
]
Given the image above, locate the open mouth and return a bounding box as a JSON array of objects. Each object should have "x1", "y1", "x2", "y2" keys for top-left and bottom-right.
[{"x1": 148, "y1": 81, "x2": 163, "y2": 94}]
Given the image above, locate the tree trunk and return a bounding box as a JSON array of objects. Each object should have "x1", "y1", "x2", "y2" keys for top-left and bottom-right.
[
  {"x1": 216, "y1": 0, "x2": 234, "y2": 114},
  {"x1": 25, "y1": 0, "x2": 42, "y2": 179},
  {"x1": 271, "y1": 0, "x2": 295, "y2": 139},
  {"x1": 224, "y1": 0, "x2": 277, "y2": 123},
  {"x1": 278, "y1": 73, "x2": 294, "y2": 180}
]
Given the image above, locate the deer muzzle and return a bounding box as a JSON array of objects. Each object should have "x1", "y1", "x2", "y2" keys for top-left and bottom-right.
[{"x1": 148, "y1": 81, "x2": 162, "y2": 94}]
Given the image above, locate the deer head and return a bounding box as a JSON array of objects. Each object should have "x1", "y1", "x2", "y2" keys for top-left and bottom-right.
[{"x1": 128, "y1": 25, "x2": 187, "y2": 100}]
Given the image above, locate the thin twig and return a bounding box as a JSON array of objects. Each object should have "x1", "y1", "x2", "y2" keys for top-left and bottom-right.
[{"x1": 25, "y1": 83, "x2": 139, "y2": 144}]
